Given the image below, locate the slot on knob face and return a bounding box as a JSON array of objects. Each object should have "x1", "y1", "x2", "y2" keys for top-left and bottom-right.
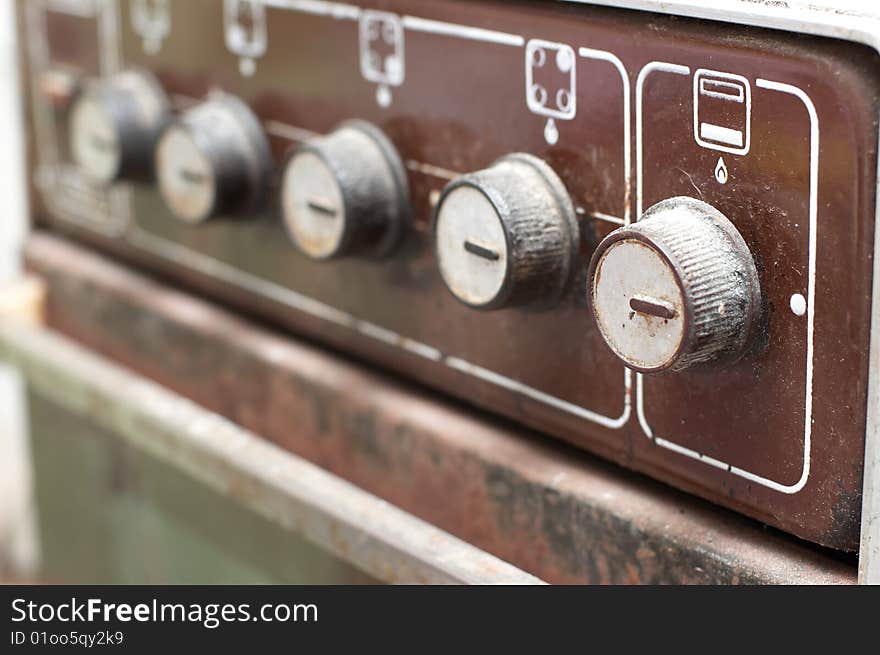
[
  {"x1": 68, "y1": 69, "x2": 169, "y2": 185},
  {"x1": 280, "y1": 121, "x2": 410, "y2": 260},
  {"x1": 432, "y1": 154, "x2": 578, "y2": 311},
  {"x1": 155, "y1": 93, "x2": 272, "y2": 224},
  {"x1": 588, "y1": 196, "x2": 762, "y2": 374}
]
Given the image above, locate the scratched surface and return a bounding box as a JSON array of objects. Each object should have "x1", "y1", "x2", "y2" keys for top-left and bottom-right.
[{"x1": 18, "y1": 0, "x2": 880, "y2": 549}]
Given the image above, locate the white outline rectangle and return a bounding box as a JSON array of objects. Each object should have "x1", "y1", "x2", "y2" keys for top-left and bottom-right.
[
  {"x1": 693, "y1": 68, "x2": 751, "y2": 155},
  {"x1": 636, "y1": 61, "x2": 817, "y2": 495},
  {"x1": 699, "y1": 78, "x2": 744, "y2": 102},
  {"x1": 525, "y1": 39, "x2": 577, "y2": 121}
]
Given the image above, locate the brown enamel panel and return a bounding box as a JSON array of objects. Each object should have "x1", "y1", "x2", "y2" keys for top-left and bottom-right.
[{"x1": 18, "y1": 0, "x2": 880, "y2": 549}]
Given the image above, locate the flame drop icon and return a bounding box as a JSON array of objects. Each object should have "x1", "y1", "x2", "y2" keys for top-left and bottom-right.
[
  {"x1": 714, "y1": 157, "x2": 729, "y2": 184},
  {"x1": 544, "y1": 118, "x2": 559, "y2": 145}
]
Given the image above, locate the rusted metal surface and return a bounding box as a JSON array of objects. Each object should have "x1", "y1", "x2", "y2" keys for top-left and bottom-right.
[
  {"x1": 18, "y1": 0, "x2": 879, "y2": 550},
  {"x1": 0, "y1": 313, "x2": 543, "y2": 586},
  {"x1": 21, "y1": 232, "x2": 856, "y2": 584}
]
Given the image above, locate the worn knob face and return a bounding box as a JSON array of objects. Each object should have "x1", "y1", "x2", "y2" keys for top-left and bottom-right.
[
  {"x1": 68, "y1": 69, "x2": 169, "y2": 185},
  {"x1": 433, "y1": 154, "x2": 578, "y2": 311},
  {"x1": 588, "y1": 196, "x2": 762, "y2": 373},
  {"x1": 155, "y1": 93, "x2": 272, "y2": 224},
  {"x1": 280, "y1": 121, "x2": 409, "y2": 260}
]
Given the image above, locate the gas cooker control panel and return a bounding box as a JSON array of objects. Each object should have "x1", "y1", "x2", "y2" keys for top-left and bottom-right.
[{"x1": 20, "y1": 0, "x2": 880, "y2": 550}]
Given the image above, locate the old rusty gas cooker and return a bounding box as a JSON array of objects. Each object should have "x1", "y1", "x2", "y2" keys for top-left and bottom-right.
[{"x1": 18, "y1": 0, "x2": 880, "y2": 551}]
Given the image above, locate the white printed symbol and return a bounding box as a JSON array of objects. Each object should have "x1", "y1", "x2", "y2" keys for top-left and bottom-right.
[
  {"x1": 694, "y1": 69, "x2": 751, "y2": 155},
  {"x1": 224, "y1": 0, "x2": 267, "y2": 77},
  {"x1": 131, "y1": 0, "x2": 170, "y2": 55},
  {"x1": 525, "y1": 40, "x2": 576, "y2": 144},
  {"x1": 714, "y1": 157, "x2": 728, "y2": 184},
  {"x1": 790, "y1": 293, "x2": 807, "y2": 317},
  {"x1": 544, "y1": 119, "x2": 559, "y2": 146},
  {"x1": 359, "y1": 11, "x2": 404, "y2": 108}
]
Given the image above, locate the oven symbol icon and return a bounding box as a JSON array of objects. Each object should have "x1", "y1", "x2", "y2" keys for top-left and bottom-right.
[
  {"x1": 693, "y1": 69, "x2": 751, "y2": 156},
  {"x1": 525, "y1": 39, "x2": 576, "y2": 144},
  {"x1": 131, "y1": 0, "x2": 170, "y2": 55},
  {"x1": 360, "y1": 12, "x2": 405, "y2": 87},
  {"x1": 359, "y1": 11, "x2": 405, "y2": 108},
  {"x1": 525, "y1": 39, "x2": 576, "y2": 121},
  {"x1": 224, "y1": 0, "x2": 267, "y2": 76}
]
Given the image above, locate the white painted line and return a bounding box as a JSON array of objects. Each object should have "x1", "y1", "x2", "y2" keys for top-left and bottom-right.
[
  {"x1": 45, "y1": 0, "x2": 95, "y2": 18},
  {"x1": 576, "y1": 47, "x2": 634, "y2": 445},
  {"x1": 355, "y1": 321, "x2": 407, "y2": 349},
  {"x1": 578, "y1": 46, "x2": 631, "y2": 224},
  {"x1": 264, "y1": 124, "x2": 459, "y2": 184},
  {"x1": 260, "y1": 1, "x2": 524, "y2": 49},
  {"x1": 590, "y1": 211, "x2": 626, "y2": 226},
  {"x1": 100, "y1": 0, "x2": 122, "y2": 75},
  {"x1": 401, "y1": 16, "x2": 524, "y2": 47},
  {"x1": 748, "y1": 77, "x2": 815, "y2": 494},
  {"x1": 446, "y1": 357, "x2": 631, "y2": 430},
  {"x1": 401, "y1": 341, "x2": 443, "y2": 362},
  {"x1": 655, "y1": 438, "x2": 730, "y2": 471},
  {"x1": 264, "y1": 120, "x2": 320, "y2": 143},
  {"x1": 635, "y1": 61, "x2": 690, "y2": 217},
  {"x1": 404, "y1": 160, "x2": 459, "y2": 181},
  {"x1": 200, "y1": 116, "x2": 457, "y2": 186},
  {"x1": 262, "y1": 0, "x2": 361, "y2": 20}
]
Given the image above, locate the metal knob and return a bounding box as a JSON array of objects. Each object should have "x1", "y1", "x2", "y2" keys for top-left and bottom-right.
[
  {"x1": 432, "y1": 153, "x2": 578, "y2": 311},
  {"x1": 588, "y1": 196, "x2": 762, "y2": 373},
  {"x1": 68, "y1": 69, "x2": 169, "y2": 185},
  {"x1": 280, "y1": 121, "x2": 410, "y2": 260},
  {"x1": 155, "y1": 93, "x2": 272, "y2": 224}
]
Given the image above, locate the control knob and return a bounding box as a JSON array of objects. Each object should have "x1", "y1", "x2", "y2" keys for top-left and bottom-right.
[
  {"x1": 155, "y1": 92, "x2": 272, "y2": 223},
  {"x1": 587, "y1": 196, "x2": 762, "y2": 373},
  {"x1": 68, "y1": 69, "x2": 169, "y2": 185},
  {"x1": 432, "y1": 154, "x2": 578, "y2": 310},
  {"x1": 280, "y1": 121, "x2": 410, "y2": 259}
]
